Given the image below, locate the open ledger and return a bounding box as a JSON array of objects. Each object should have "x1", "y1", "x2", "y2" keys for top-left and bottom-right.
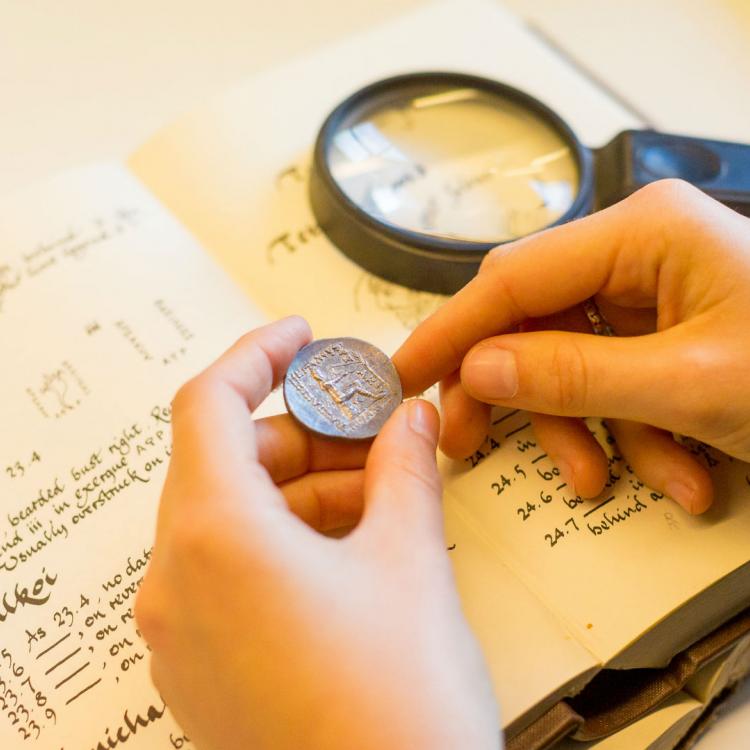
[{"x1": 1, "y1": 1, "x2": 749, "y2": 748}]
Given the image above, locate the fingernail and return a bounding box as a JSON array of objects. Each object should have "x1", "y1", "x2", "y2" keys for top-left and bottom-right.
[
  {"x1": 556, "y1": 459, "x2": 576, "y2": 495},
  {"x1": 408, "y1": 400, "x2": 436, "y2": 441},
  {"x1": 665, "y1": 480, "x2": 696, "y2": 514},
  {"x1": 463, "y1": 347, "x2": 519, "y2": 400}
]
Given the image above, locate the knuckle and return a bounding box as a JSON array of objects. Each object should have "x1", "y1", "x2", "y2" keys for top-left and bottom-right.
[
  {"x1": 389, "y1": 453, "x2": 443, "y2": 497},
  {"x1": 632, "y1": 178, "x2": 699, "y2": 206},
  {"x1": 234, "y1": 330, "x2": 257, "y2": 348},
  {"x1": 479, "y1": 244, "x2": 507, "y2": 274},
  {"x1": 169, "y1": 513, "x2": 216, "y2": 565},
  {"x1": 134, "y1": 577, "x2": 166, "y2": 649},
  {"x1": 628, "y1": 179, "x2": 708, "y2": 224},
  {"x1": 305, "y1": 485, "x2": 326, "y2": 531},
  {"x1": 478, "y1": 241, "x2": 526, "y2": 281},
  {"x1": 171, "y1": 375, "x2": 214, "y2": 416},
  {"x1": 671, "y1": 344, "x2": 724, "y2": 431},
  {"x1": 232, "y1": 335, "x2": 276, "y2": 402},
  {"x1": 547, "y1": 337, "x2": 589, "y2": 415}
]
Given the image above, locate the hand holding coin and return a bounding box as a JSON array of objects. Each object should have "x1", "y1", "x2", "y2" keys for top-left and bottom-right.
[{"x1": 138, "y1": 316, "x2": 499, "y2": 750}]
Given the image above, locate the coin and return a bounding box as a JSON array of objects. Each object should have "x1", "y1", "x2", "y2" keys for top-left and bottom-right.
[{"x1": 283, "y1": 337, "x2": 403, "y2": 440}]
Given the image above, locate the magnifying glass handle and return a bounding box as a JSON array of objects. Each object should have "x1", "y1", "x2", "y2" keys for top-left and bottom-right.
[{"x1": 594, "y1": 130, "x2": 750, "y2": 218}]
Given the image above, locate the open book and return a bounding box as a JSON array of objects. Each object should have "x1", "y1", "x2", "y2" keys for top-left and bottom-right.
[{"x1": 1, "y1": 1, "x2": 748, "y2": 748}]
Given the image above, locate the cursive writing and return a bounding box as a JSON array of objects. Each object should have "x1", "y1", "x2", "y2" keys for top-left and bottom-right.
[{"x1": 0, "y1": 569, "x2": 58, "y2": 624}]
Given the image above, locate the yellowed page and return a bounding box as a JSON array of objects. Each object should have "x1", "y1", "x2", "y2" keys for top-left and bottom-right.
[
  {"x1": 445, "y1": 503, "x2": 597, "y2": 729},
  {"x1": 686, "y1": 634, "x2": 750, "y2": 704},
  {"x1": 0, "y1": 164, "x2": 267, "y2": 749},
  {"x1": 444, "y1": 413, "x2": 750, "y2": 668}
]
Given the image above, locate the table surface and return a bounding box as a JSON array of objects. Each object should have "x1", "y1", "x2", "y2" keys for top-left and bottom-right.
[{"x1": 1, "y1": 0, "x2": 748, "y2": 746}]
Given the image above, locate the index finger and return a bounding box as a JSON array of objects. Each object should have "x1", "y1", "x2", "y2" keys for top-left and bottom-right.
[
  {"x1": 170, "y1": 316, "x2": 312, "y2": 477},
  {"x1": 393, "y1": 190, "x2": 655, "y2": 397}
]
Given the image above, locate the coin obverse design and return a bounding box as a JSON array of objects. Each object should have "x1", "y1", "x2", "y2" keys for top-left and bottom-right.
[{"x1": 283, "y1": 338, "x2": 403, "y2": 440}]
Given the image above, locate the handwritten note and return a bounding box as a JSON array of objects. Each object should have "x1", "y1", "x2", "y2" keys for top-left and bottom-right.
[
  {"x1": 0, "y1": 211, "x2": 140, "y2": 316},
  {"x1": 0, "y1": 164, "x2": 266, "y2": 748},
  {"x1": 444, "y1": 410, "x2": 750, "y2": 668}
]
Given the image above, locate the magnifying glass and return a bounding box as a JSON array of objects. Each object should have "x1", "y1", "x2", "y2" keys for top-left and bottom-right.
[{"x1": 309, "y1": 71, "x2": 750, "y2": 294}]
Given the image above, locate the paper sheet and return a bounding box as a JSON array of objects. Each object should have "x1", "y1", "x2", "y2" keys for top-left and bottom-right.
[{"x1": 0, "y1": 164, "x2": 265, "y2": 749}]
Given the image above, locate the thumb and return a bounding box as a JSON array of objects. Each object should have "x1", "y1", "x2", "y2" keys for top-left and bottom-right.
[
  {"x1": 460, "y1": 329, "x2": 689, "y2": 429},
  {"x1": 360, "y1": 400, "x2": 444, "y2": 546}
]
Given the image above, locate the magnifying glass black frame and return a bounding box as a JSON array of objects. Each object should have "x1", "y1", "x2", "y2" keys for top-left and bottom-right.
[{"x1": 310, "y1": 71, "x2": 750, "y2": 295}]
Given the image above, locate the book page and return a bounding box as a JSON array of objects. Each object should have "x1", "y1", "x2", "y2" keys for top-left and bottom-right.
[
  {"x1": 444, "y1": 504, "x2": 597, "y2": 730},
  {"x1": 444, "y1": 412, "x2": 750, "y2": 668},
  {"x1": 0, "y1": 164, "x2": 267, "y2": 749},
  {"x1": 686, "y1": 634, "x2": 750, "y2": 705}
]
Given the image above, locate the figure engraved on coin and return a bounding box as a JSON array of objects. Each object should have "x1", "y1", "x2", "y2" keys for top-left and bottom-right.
[
  {"x1": 284, "y1": 338, "x2": 402, "y2": 440},
  {"x1": 288, "y1": 343, "x2": 390, "y2": 434},
  {"x1": 306, "y1": 342, "x2": 389, "y2": 418}
]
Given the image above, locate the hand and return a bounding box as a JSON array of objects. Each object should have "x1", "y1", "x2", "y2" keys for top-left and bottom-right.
[
  {"x1": 393, "y1": 180, "x2": 750, "y2": 515},
  {"x1": 135, "y1": 317, "x2": 499, "y2": 750}
]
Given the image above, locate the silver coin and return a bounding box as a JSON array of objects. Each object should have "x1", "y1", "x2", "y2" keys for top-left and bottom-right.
[{"x1": 283, "y1": 337, "x2": 403, "y2": 440}]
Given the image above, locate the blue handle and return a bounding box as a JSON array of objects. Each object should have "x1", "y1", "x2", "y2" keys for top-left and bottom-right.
[{"x1": 594, "y1": 130, "x2": 750, "y2": 217}]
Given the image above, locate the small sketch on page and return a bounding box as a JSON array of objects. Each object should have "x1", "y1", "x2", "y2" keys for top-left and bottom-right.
[
  {"x1": 353, "y1": 273, "x2": 444, "y2": 330},
  {"x1": 26, "y1": 361, "x2": 90, "y2": 419}
]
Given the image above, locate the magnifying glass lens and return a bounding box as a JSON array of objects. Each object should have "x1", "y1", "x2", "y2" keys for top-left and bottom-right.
[{"x1": 326, "y1": 84, "x2": 580, "y2": 243}]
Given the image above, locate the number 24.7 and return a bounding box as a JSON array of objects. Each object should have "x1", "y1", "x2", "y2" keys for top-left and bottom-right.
[{"x1": 544, "y1": 517, "x2": 579, "y2": 547}]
